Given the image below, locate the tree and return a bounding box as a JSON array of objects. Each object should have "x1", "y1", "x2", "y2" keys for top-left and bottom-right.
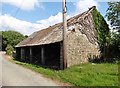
[
  {"x1": 5, "y1": 44, "x2": 14, "y2": 56},
  {"x1": 106, "y1": 32, "x2": 120, "y2": 62},
  {"x1": 2, "y1": 30, "x2": 25, "y2": 51},
  {"x1": 105, "y1": 2, "x2": 120, "y2": 62},
  {"x1": 106, "y1": 2, "x2": 120, "y2": 32}
]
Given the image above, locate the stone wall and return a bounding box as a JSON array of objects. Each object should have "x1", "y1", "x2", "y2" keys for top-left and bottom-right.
[{"x1": 66, "y1": 12, "x2": 100, "y2": 67}]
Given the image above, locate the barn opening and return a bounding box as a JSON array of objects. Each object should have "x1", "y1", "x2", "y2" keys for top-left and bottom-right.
[
  {"x1": 43, "y1": 42, "x2": 61, "y2": 69},
  {"x1": 16, "y1": 42, "x2": 63, "y2": 70}
]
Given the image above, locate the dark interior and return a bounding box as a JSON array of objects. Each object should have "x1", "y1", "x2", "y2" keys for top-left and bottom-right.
[
  {"x1": 44, "y1": 42, "x2": 60, "y2": 69},
  {"x1": 16, "y1": 42, "x2": 61, "y2": 69}
]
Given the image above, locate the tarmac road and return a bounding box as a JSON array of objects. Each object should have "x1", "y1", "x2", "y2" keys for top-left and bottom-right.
[
  {"x1": 0, "y1": 52, "x2": 59, "y2": 86},
  {"x1": 0, "y1": 52, "x2": 2, "y2": 87}
]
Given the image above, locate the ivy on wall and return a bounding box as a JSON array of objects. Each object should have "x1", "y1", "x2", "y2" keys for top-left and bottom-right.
[{"x1": 92, "y1": 8, "x2": 110, "y2": 53}]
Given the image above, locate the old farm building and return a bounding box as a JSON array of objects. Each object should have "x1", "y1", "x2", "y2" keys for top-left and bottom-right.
[{"x1": 15, "y1": 7, "x2": 105, "y2": 69}]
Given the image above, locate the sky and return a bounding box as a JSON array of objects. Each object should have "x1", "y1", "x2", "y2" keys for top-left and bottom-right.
[{"x1": 0, "y1": 0, "x2": 112, "y2": 35}]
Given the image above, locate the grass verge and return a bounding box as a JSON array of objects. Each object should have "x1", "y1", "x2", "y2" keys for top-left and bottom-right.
[{"x1": 10, "y1": 59, "x2": 118, "y2": 86}]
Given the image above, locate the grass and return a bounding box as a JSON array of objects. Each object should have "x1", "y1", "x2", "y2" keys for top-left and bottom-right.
[{"x1": 10, "y1": 59, "x2": 118, "y2": 86}]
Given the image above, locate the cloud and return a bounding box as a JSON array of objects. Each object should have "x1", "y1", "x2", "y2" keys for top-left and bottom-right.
[
  {"x1": 0, "y1": 14, "x2": 39, "y2": 35},
  {"x1": 0, "y1": 0, "x2": 100, "y2": 35},
  {"x1": 0, "y1": 12, "x2": 66, "y2": 35},
  {"x1": 1, "y1": 0, "x2": 41, "y2": 11},
  {"x1": 75, "y1": 0, "x2": 99, "y2": 14},
  {"x1": 37, "y1": 12, "x2": 63, "y2": 26},
  {"x1": 37, "y1": 12, "x2": 70, "y2": 26}
]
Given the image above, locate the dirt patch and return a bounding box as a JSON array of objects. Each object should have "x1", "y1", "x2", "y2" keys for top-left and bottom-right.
[{"x1": 5, "y1": 55, "x2": 12, "y2": 60}]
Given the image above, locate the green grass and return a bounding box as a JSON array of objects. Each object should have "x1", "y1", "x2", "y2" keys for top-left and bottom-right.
[{"x1": 11, "y1": 59, "x2": 118, "y2": 86}]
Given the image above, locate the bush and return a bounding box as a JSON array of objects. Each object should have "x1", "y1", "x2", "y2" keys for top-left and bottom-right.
[{"x1": 5, "y1": 45, "x2": 14, "y2": 56}]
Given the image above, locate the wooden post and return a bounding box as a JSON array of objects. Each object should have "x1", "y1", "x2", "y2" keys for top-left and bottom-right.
[
  {"x1": 30, "y1": 47, "x2": 32, "y2": 63},
  {"x1": 41, "y1": 46, "x2": 45, "y2": 65},
  {"x1": 16, "y1": 48, "x2": 19, "y2": 60},
  {"x1": 63, "y1": 0, "x2": 67, "y2": 69},
  {"x1": 60, "y1": 42, "x2": 64, "y2": 70},
  {"x1": 21, "y1": 48, "x2": 25, "y2": 61}
]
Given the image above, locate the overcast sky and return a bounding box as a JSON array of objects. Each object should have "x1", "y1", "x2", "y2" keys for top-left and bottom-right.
[{"x1": 0, "y1": 0, "x2": 110, "y2": 35}]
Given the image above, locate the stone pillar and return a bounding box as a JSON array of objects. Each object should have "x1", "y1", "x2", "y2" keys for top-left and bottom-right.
[
  {"x1": 60, "y1": 42, "x2": 64, "y2": 70},
  {"x1": 21, "y1": 48, "x2": 25, "y2": 61},
  {"x1": 30, "y1": 47, "x2": 32, "y2": 63},
  {"x1": 41, "y1": 46, "x2": 45, "y2": 65}
]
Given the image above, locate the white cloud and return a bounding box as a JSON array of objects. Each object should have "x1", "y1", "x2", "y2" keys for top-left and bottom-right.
[
  {"x1": 75, "y1": 0, "x2": 99, "y2": 14},
  {"x1": 0, "y1": 0, "x2": 101, "y2": 35},
  {"x1": 37, "y1": 12, "x2": 71, "y2": 26},
  {"x1": 37, "y1": 12, "x2": 63, "y2": 26},
  {"x1": 1, "y1": 0, "x2": 41, "y2": 11},
  {"x1": 0, "y1": 12, "x2": 65, "y2": 35},
  {"x1": 0, "y1": 14, "x2": 39, "y2": 35}
]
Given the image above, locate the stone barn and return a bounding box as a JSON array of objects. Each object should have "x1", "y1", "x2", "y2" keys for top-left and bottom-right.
[{"x1": 15, "y1": 6, "x2": 106, "y2": 70}]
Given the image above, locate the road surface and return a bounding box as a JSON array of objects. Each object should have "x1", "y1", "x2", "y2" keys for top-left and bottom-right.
[
  {"x1": 0, "y1": 52, "x2": 2, "y2": 87},
  {"x1": 0, "y1": 52, "x2": 59, "y2": 86}
]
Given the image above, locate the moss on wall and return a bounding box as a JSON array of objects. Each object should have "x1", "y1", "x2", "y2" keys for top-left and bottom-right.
[{"x1": 92, "y1": 8, "x2": 110, "y2": 53}]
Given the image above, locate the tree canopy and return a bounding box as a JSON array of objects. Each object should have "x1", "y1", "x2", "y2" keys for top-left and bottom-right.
[
  {"x1": 2, "y1": 30, "x2": 25, "y2": 51},
  {"x1": 105, "y1": 2, "x2": 120, "y2": 62},
  {"x1": 106, "y1": 2, "x2": 120, "y2": 32}
]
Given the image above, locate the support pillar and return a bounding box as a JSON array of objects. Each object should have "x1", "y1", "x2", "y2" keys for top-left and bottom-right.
[
  {"x1": 16, "y1": 48, "x2": 19, "y2": 60},
  {"x1": 21, "y1": 48, "x2": 25, "y2": 61},
  {"x1": 30, "y1": 47, "x2": 32, "y2": 63},
  {"x1": 60, "y1": 42, "x2": 64, "y2": 70},
  {"x1": 41, "y1": 46, "x2": 45, "y2": 65}
]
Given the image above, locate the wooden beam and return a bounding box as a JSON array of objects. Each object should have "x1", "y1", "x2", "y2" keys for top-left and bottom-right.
[{"x1": 41, "y1": 46, "x2": 45, "y2": 65}]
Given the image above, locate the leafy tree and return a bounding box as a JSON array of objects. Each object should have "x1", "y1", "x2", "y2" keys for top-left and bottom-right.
[
  {"x1": 91, "y1": 7, "x2": 120, "y2": 63},
  {"x1": 106, "y1": 2, "x2": 120, "y2": 32},
  {"x1": 106, "y1": 32, "x2": 120, "y2": 62},
  {"x1": 105, "y1": 2, "x2": 120, "y2": 62},
  {"x1": 2, "y1": 30, "x2": 25, "y2": 51},
  {"x1": 5, "y1": 44, "x2": 14, "y2": 56}
]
